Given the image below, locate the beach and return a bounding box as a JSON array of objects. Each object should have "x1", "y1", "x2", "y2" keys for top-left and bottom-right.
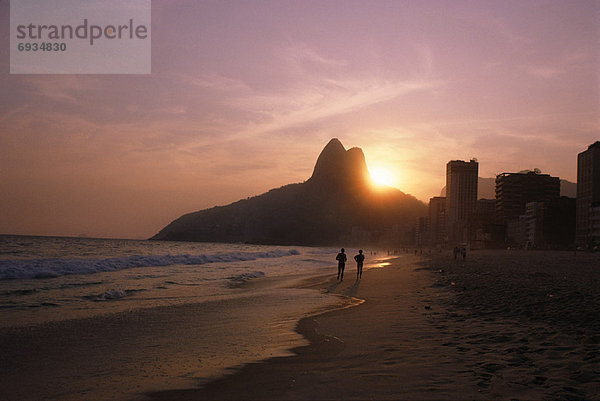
[
  {"x1": 0, "y1": 237, "x2": 351, "y2": 401},
  {"x1": 148, "y1": 250, "x2": 600, "y2": 401},
  {"x1": 1, "y1": 248, "x2": 599, "y2": 400}
]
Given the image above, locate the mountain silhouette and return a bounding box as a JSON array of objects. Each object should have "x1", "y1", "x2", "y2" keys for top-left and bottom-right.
[{"x1": 151, "y1": 138, "x2": 427, "y2": 246}]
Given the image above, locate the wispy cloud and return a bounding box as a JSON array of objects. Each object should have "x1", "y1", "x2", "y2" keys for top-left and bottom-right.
[
  {"x1": 228, "y1": 77, "x2": 442, "y2": 136},
  {"x1": 20, "y1": 76, "x2": 101, "y2": 103},
  {"x1": 0, "y1": 105, "x2": 29, "y2": 126},
  {"x1": 283, "y1": 43, "x2": 348, "y2": 70},
  {"x1": 183, "y1": 73, "x2": 251, "y2": 92},
  {"x1": 526, "y1": 66, "x2": 564, "y2": 79}
]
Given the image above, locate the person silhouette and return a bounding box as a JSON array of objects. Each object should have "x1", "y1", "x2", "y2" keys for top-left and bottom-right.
[
  {"x1": 336, "y1": 248, "x2": 347, "y2": 281},
  {"x1": 354, "y1": 249, "x2": 365, "y2": 279}
]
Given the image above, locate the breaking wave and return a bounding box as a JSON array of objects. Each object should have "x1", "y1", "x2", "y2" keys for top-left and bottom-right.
[{"x1": 0, "y1": 249, "x2": 300, "y2": 280}]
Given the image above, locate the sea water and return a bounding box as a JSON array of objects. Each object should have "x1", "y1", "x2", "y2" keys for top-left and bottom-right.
[
  {"x1": 0, "y1": 235, "x2": 367, "y2": 400},
  {"x1": 0, "y1": 235, "x2": 345, "y2": 326}
]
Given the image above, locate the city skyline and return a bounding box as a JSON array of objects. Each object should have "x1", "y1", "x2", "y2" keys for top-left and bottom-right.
[{"x1": 1, "y1": 0, "x2": 598, "y2": 239}]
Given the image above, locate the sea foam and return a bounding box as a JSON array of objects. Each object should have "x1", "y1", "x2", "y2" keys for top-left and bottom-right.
[
  {"x1": 229, "y1": 271, "x2": 266, "y2": 283},
  {"x1": 0, "y1": 249, "x2": 300, "y2": 280},
  {"x1": 96, "y1": 289, "x2": 126, "y2": 301}
]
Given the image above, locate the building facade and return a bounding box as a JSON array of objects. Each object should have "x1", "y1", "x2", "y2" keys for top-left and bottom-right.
[
  {"x1": 522, "y1": 197, "x2": 575, "y2": 249},
  {"x1": 495, "y1": 170, "x2": 560, "y2": 224},
  {"x1": 589, "y1": 202, "x2": 600, "y2": 249},
  {"x1": 576, "y1": 141, "x2": 600, "y2": 248},
  {"x1": 428, "y1": 196, "x2": 446, "y2": 245},
  {"x1": 446, "y1": 159, "x2": 478, "y2": 243},
  {"x1": 415, "y1": 216, "x2": 429, "y2": 247}
]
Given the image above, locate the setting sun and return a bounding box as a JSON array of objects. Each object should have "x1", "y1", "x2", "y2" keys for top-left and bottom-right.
[{"x1": 370, "y1": 167, "x2": 396, "y2": 188}]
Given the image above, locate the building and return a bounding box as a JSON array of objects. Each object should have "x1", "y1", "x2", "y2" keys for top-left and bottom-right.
[
  {"x1": 495, "y1": 170, "x2": 560, "y2": 224},
  {"x1": 505, "y1": 215, "x2": 528, "y2": 248},
  {"x1": 428, "y1": 196, "x2": 446, "y2": 245},
  {"x1": 543, "y1": 197, "x2": 576, "y2": 248},
  {"x1": 520, "y1": 197, "x2": 576, "y2": 249},
  {"x1": 524, "y1": 202, "x2": 543, "y2": 248},
  {"x1": 468, "y1": 198, "x2": 505, "y2": 248},
  {"x1": 415, "y1": 216, "x2": 429, "y2": 247},
  {"x1": 474, "y1": 199, "x2": 496, "y2": 221},
  {"x1": 589, "y1": 202, "x2": 600, "y2": 249},
  {"x1": 446, "y1": 159, "x2": 478, "y2": 243},
  {"x1": 576, "y1": 141, "x2": 600, "y2": 248}
]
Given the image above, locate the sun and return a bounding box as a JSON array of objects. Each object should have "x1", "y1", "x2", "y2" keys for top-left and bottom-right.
[{"x1": 369, "y1": 167, "x2": 396, "y2": 187}]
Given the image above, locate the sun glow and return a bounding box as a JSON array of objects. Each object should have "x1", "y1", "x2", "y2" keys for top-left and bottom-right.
[{"x1": 370, "y1": 167, "x2": 396, "y2": 188}]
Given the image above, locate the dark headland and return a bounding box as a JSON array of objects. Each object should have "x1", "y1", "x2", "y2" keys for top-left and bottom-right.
[{"x1": 151, "y1": 138, "x2": 426, "y2": 245}]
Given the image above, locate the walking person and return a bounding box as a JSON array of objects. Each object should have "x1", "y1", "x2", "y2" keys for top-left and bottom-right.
[
  {"x1": 354, "y1": 249, "x2": 365, "y2": 279},
  {"x1": 336, "y1": 248, "x2": 347, "y2": 281}
]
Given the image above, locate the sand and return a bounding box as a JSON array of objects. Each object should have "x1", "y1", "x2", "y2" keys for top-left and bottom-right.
[
  {"x1": 423, "y1": 250, "x2": 600, "y2": 400},
  {"x1": 0, "y1": 286, "x2": 343, "y2": 401},
  {"x1": 148, "y1": 250, "x2": 600, "y2": 401},
  {"x1": 2, "y1": 250, "x2": 598, "y2": 400}
]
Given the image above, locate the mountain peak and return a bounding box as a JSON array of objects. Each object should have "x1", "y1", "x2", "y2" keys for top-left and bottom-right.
[
  {"x1": 309, "y1": 139, "x2": 370, "y2": 188},
  {"x1": 323, "y1": 137, "x2": 345, "y2": 153},
  {"x1": 151, "y1": 138, "x2": 427, "y2": 245}
]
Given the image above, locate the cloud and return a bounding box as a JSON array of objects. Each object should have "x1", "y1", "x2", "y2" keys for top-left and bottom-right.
[
  {"x1": 228, "y1": 77, "x2": 442, "y2": 136},
  {"x1": 0, "y1": 105, "x2": 29, "y2": 125},
  {"x1": 183, "y1": 73, "x2": 251, "y2": 92},
  {"x1": 283, "y1": 43, "x2": 348, "y2": 70},
  {"x1": 526, "y1": 66, "x2": 564, "y2": 79},
  {"x1": 20, "y1": 76, "x2": 101, "y2": 103}
]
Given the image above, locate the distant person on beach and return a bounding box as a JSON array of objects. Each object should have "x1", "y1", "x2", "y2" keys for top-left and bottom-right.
[
  {"x1": 336, "y1": 248, "x2": 347, "y2": 281},
  {"x1": 354, "y1": 249, "x2": 365, "y2": 279},
  {"x1": 453, "y1": 246, "x2": 459, "y2": 259},
  {"x1": 461, "y1": 247, "x2": 467, "y2": 260}
]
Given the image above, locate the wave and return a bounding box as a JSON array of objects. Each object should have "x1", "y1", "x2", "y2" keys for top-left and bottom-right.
[
  {"x1": 97, "y1": 289, "x2": 126, "y2": 300},
  {"x1": 0, "y1": 249, "x2": 300, "y2": 280}
]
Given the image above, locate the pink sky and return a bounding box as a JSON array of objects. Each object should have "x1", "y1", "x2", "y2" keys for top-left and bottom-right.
[{"x1": 1, "y1": 0, "x2": 598, "y2": 239}]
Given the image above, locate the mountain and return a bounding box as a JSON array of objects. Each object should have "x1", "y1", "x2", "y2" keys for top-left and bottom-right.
[
  {"x1": 477, "y1": 177, "x2": 497, "y2": 199},
  {"x1": 151, "y1": 138, "x2": 427, "y2": 246},
  {"x1": 440, "y1": 177, "x2": 577, "y2": 199},
  {"x1": 560, "y1": 180, "x2": 577, "y2": 198}
]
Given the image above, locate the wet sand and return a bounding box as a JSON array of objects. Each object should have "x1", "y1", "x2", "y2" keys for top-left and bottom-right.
[
  {"x1": 148, "y1": 251, "x2": 600, "y2": 401},
  {"x1": 0, "y1": 283, "x2": 344, "y2": 401}
]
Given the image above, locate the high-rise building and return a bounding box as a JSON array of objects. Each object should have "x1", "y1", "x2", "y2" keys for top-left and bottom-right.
[
  {"x1": 446, "y1": 159, "x2": 478, "y2": 243},
  {"x1": 589, "y1": 202, "x2": 600, "y2": 247},
  {"x1": 576, "y1": 141, "x2": 600, "y2": 247},
  {"x1": 495, "y1": 171, "x2": 560, "y2": 224},
  {"x1": 428, "y1": 196, "x2": 446, "y2": 245}
]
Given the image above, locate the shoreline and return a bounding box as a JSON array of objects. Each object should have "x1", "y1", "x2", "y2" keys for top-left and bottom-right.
[
  {"x1": 3, "y1": 250, "x2": 598, "y2": 400},
  {"x1": 145, "y1": 253, "x2": 469, "y2": 400},
  {"x1": 0, "y1": 269, "x2": 348, "y2": 401},
  {"x1": 147, "y1": 250, "x2": 600, "y2": 401}
]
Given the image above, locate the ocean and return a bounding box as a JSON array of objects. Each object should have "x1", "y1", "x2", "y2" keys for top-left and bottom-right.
[{"x1": 0, "y1": 235, "x2": 377, "y2": 400}]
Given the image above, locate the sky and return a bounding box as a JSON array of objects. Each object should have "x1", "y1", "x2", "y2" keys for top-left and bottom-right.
[{"x1": 0, "y1": 0, "x2": 598, "y2": 239}]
